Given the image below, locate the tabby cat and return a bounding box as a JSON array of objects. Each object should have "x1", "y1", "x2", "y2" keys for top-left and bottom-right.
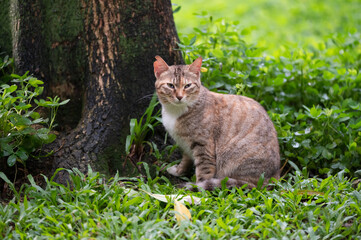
[{"x1": 154, "y1": 56, "x2": 280, "y2": 190}]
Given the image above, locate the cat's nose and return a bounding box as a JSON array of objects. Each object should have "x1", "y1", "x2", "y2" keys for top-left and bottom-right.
[{"x1": 176, "y1": 95, "x2": 183, "y2": 101}]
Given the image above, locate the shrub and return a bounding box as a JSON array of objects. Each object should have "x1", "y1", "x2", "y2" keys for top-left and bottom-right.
[{"x1": 0, "y1": 56, "x2": 69, "y2": 168}]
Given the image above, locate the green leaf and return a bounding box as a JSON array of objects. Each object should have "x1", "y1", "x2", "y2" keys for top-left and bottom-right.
[
  {"x1": 29, "y1": 111, "x2": 41, "y2": 120},
  {"x1": 0, "y1": 140, "x2": 13, "y2": 156},
  {"x1": 323, "y1": 70, "x2": 335, "y2": 80},
  {"x1": 7, "y1": 154, "x2": 17, "y2": 166},
  {"x1": 221, "y1": 177, "x2": 229, "y2": 189},
  {"x1": 15, "y1": 148, "x2": 28, "y2": 161},
  {"x1": 9, "y1": 114, "x2": 32, "y2": 126},
  {"x1": 5, "y1": 84, "x2": 17, "y2": 93},
  {"x1": 28, "y1": 78, "x2": 44, "y2": 87},
  {"x1": 43, "y1": 133, "x2": 56, "y2": 144},
  {"x1": 189, "y1": 36, "x2": 197, "y2": 46},
  {"x1": 125, "y1": 135, "x2": 133, "y2": 154},
  {"x1": 129, "y1": 118, "x2": 137, "y2": 135},
  {"x1": 322, "y1": 148, "x2": 333, "y2": 160},
  {"x1": 173, "y1": 5, "x2": 181, "y2": 14},
  {"x1": 216, "y1": 217, "x2": 228, "y2": 230},
  {"x1": 256, "y1": 172, "x2": 265, "y2": 189},
  {"x1": 59, "y1": 99, "x2": 70, "y2": 105},
  {"x1": 15, "y1": 103, "x2": 32, "y2": 110},
  {"x1": 349, "y1": 142, "x2": 357, "y2": 151},
  {"x1": 326, "y1": 142, "x2": 337, "y2": 149},
  {"x1": 350, "y1": 120, "x2": 361, "y2": 129},
  {"x1": 309, "y1": 106, "x2": 322, "y2": 118}
]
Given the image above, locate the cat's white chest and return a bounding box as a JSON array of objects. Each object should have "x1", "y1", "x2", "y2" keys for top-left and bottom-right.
[
  {"x1": 161, "y1": 105, "x2": 187, "y2": 136},
  {"x1": 162, "y1": 110, "x2": 178, "y2": 136},
  {"x1": 161, "y1": 105, "x2": 193, "y2": 157}
]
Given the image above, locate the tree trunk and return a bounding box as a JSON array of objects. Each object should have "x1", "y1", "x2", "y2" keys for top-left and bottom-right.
[
  {"x1": 10, "y1": 0, "x2": 86, "y2": 129},
  {"x1": 9, "y1": 0, "x2": 183, "y2": 183},
  {"x1": 0, "y1": 0, "x2": 12, "y2": 55},
  {"x1": 54, "y1": 0, "x2": 183, "y2": 182}
]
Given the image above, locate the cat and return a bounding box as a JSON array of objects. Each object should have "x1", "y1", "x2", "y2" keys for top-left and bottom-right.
[{"x1": 154, "y1": 56, "x2": 280, "y2": 191}]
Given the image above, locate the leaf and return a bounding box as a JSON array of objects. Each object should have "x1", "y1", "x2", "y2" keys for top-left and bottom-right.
[
  {"x1": 9, "y1": 114, "x2": 32, "y2": 126},
  {"x1": 59, "y1": 99, "x2": 70, "y2": 105},
  {"x1": 189, "y1": 36, "x2": 197, "y2": 46},
  {"x1": 15, "y1": 103, "x2": 32, "y2": 111},
  {"x1": 257, "y1": 172, "x2": 265, "y2": 190},
  {"x1": 1, "y1": 141, "x2": 13, "y2": 156},
  {"x1": 6, "y1": 84, "x2": 17, "y2": 93},
  {"x1": 350, "y1": 120, "x2": 361, "y2": 129},
  {"x1": 124, "y1": 188, "x2": 139, "y2": 198},
  {"x1": 174, "y1": 199, "x2": 191, "y2": 223},
  {"x1": 7, "y1": 154, "x2": 17, "y2": 167},
  {"x1": 221, "y1": 177, "x2": 229, "y2": 189},
  {"x1": 309, "y1": 106, "x2": 322, "y2": 119},
  {"x1": 0, "y1": 172, "x2": 19, "y2": 198},
  {"x1": 173, "y1": 5, "x2": 181, "y2": 14},
  {"x1": 43, "y1": 133, "x2": 57, "y2": 144},
  {"x1": 30, "y1": 111, "x2": 41, "y2": 120},
  {"x1": 28, "y1": 78, "x2": 44, "y2": 87},
  {"x1": 15, "y1": 148, "x2": 28, "y2": 161},
  {"x1": 125, "y1": 135, "x2": 132, "y2": 154},
  {"x1": 326, "y1": 142, "x2": 337, "y2": 149},
  {"x1": 129, "y1": 118, "x2": 137, "y2": 135},
  {"x1": 288, "y1": 160, "x2": 301, "y2": 172},
  {"x1": 349, "y1": 142, "x2": 357, "y2": 151},
  {"x1": 322, "y1": 148, "x2": 333, "y2": 159},
  {"x1": 216, "y1": 217, "x2": 229, "y2": 230},
  {"x1": 140, "y1": 189, "x2": 204, "y2": 205}
]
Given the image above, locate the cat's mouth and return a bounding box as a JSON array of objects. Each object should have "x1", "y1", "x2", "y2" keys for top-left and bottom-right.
[{"x1": 172, "y1": 99, "x2": 187, "y2": 106}]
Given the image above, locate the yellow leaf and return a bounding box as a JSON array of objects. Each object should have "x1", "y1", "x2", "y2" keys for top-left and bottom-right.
[
  {"x1": 174, "y1": 199, "x2": 191, "y2": 223},
  {"x1": 201, "y1": 67, "x2": 208, "y2": 72},
  {"x1": 139, "y1": 189, "x2": 204, "y2": 205}
]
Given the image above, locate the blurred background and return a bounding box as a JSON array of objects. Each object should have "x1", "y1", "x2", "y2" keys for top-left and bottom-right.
[{"x1": 173, "y1": 0, "x2": 361, "y2": 53}]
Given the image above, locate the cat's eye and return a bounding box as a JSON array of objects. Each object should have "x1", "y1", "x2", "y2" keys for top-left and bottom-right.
[
  {"x1": 184, "y1": 83, "x2": 192, "y2": 89},
  {"x1": 167, "y1": 83, "x2": 175, "y2": 89}
]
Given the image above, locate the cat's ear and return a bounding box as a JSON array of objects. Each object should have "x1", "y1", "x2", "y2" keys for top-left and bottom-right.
[
  {"x1": 189, "y1": 57, "x2": 202, "y2": 77},
  {"x1": 154, "y1": 56, "x2": 169, "y2": 78}
]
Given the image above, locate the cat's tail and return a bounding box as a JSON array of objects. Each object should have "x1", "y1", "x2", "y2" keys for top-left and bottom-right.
[{"x1": 182, "y1": 178, "x2": 268, "y2": 191}]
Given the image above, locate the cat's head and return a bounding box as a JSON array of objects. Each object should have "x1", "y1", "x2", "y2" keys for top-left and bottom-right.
[{"x1": 154, "y1": 56, "x2": 202, "y2": 107}]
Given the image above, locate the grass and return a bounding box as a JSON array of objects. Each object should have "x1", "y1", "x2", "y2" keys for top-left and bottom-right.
[
  {"x1": 1, "y1": 168, "x2": 360, "y2": 239},
  {"x1": 1, "y1": 0, "x2": 361, "y2": 238}
]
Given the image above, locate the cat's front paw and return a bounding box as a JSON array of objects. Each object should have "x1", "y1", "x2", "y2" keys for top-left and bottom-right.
[{"x1": 167, "y1": 164, "x2": 183, "y2": 177}]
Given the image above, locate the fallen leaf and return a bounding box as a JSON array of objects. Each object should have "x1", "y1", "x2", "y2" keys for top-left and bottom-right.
[
  {"x1": 174, "y1": 199, "x2": 191, "y2": 223},
  {"x1": 140, "y1": 189, "x2": 204, "y2": 205}
]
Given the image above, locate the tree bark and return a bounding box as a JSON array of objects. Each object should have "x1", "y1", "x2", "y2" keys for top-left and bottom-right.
[
  {"x1": 52, "y1": 0, "x2": 183, "y2": 182},
  {"x1": 10, "y1": 0, "x2": 86, "y2": 129},
  {"x1": 9, "y1": 0, "x2": 183, "y2": 183},
  {"x1": 0, "y1": 0, "x2": 12, "y2": 55}
]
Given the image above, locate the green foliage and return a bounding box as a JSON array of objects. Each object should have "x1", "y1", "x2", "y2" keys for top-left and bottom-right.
[
  {"x1": 0, "y1": 56, "x2": 69, "y2": 167},
  {"x1": 1, "y1": 167, "x2": 360, "y2": 238},
  {"x1": 125, "y1": 93, "x2": 161, "y2": 157},
  {"x1": 174, "y1": 0, "x2": 361, "y2": 54},
  {"x1": 176, "y1": 15, "x2": 361, "y2": 176}
]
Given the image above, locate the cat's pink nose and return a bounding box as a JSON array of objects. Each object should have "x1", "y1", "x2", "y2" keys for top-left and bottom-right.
[{"x1": 176, "y1": 95, "x2": 183, "y2": 101}]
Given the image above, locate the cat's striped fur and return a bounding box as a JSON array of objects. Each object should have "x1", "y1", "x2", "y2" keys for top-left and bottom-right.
[{"x1": 154, "y1": 56, "x2": 280, "y2": 190}]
